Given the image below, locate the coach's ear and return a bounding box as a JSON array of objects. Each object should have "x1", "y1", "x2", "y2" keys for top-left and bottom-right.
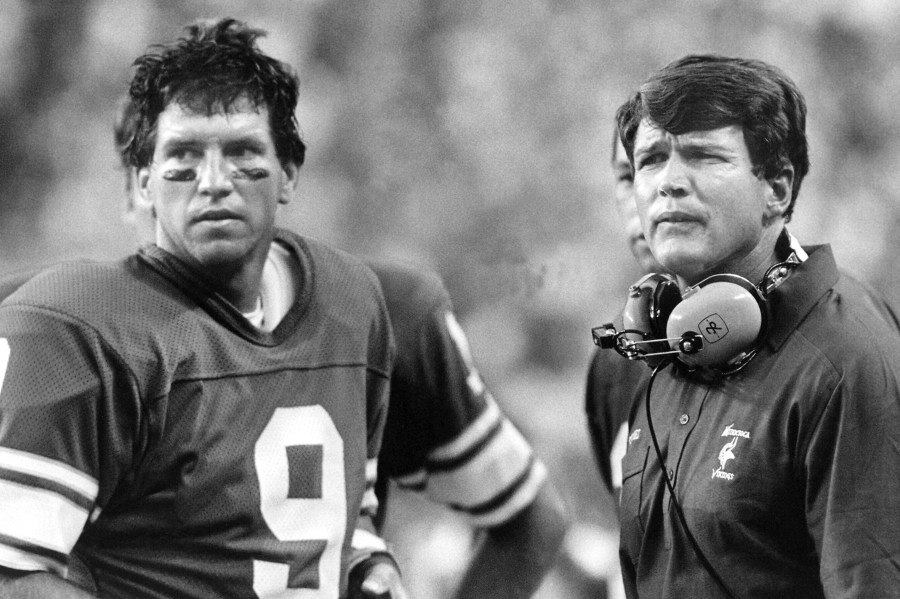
[{"x1": 764, "y1": 163, "x2": 794, "y2": 220}]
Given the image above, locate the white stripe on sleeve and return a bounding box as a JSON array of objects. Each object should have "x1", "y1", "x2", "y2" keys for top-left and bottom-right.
[
  {"x1": 0, "y1": 479, "x2": 90, "y2": 556},
  {"x1": 425, "y1": 418, "x2": 534, "y2": 508},
  {"x1": 468, "y1": 459, "x2": 547, "y2": 528},
  {"x1": 0, "y1": 544, "x2": 65, "y2": 575},
  {"x1": 0, "y1": 447, "x2": 98, "y2": 500},
  {"x1": 427, "y1": 398, "x2": 501, "y2": 463}
]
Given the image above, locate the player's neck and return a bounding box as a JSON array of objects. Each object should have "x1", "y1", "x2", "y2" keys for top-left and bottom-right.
[{"x1": 207, "y1": 257, "x2": 267, "y2": 314}]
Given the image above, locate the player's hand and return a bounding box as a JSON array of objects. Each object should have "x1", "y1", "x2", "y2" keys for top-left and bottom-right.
[{"x1": 349, "y1": 560, "x2": 410, "y2": 599}]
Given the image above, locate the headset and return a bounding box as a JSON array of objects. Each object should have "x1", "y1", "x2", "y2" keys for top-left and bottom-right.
[{"x1": 592, "y1": 235, "x2": 805, "y2": 376}]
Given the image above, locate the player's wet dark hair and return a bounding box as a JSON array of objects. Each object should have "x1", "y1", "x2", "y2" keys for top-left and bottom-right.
[
  {"x1": 615, "y1": 54, "x2": 809, "y2": 220},
  {"x1": 125, "y1": 17, "x2": 305, "y2": 170}
]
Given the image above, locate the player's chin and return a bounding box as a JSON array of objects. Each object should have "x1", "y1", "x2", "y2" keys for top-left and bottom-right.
[{"x1": 189, "y1": 237, "x2": 259, "y2": 269}]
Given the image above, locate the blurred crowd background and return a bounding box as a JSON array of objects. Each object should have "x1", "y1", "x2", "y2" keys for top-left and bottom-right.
[{"x1": 3, "y1": 1, "x2": 900, "y2": 597}]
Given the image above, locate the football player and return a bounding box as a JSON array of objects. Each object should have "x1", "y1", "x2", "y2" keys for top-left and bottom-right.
[
  {"x1": 0, "y1": 18, "x2": 405, "y2": 599},
  {"x1": 116, "y1": 95, "x2": 569, "y2": 599}
]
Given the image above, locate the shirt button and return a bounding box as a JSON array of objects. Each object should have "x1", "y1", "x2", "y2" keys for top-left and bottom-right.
[
  {"x1": 668, "y1": 468, "x2": 675, "y2": 478},
  {"x1": 679, "y1": 414, "x2": 689, "y2": 425}
]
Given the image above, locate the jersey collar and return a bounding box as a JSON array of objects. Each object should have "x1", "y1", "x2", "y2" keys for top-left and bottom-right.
[{"x1": 137, "y1": 228, "x2": 314, "y2": 346}]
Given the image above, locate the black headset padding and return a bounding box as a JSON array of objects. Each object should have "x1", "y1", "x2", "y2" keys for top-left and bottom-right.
[{"x1": 649, "y1": 277, "x2": 682, "y2": 339}]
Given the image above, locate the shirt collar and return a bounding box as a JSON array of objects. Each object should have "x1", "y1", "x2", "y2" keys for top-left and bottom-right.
[{"x1": 765, "y1": 244, "x2": 840, "y2": 351}]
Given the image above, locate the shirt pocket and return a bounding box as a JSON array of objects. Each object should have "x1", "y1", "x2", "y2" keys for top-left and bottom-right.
[{"x1": 618, "y1": 442, "x2": 650, "y2": 558}]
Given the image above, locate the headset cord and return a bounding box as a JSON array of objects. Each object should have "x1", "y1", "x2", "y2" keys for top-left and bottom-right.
[{"x1": 645, "y1": 359, "x2": 737, "y2": 599}]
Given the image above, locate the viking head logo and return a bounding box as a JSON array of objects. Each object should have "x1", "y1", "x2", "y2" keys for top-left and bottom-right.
[{"x1": 718, "y1": 437, "x2": 738, "y2": 470}]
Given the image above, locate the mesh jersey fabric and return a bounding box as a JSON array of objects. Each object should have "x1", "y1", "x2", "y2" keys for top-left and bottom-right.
[{"x1": 0, "y1": 229, "x2": 393, "y2": 599}]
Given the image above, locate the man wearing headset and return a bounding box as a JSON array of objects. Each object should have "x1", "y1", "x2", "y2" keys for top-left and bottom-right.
[{"x1": 610, "y1": 54, "x2": 900, "y2": 598}]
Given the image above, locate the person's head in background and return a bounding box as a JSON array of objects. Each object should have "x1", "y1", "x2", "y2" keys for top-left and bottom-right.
[
  {"x1": 616, "y1": 54, "x2": 809, "y2": 286},
  {"x1": 610, "y1": 128, "x2": 665, "y2": 274}
]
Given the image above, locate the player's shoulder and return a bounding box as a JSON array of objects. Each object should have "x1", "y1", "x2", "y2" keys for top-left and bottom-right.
[
  {"x1": 3, "y1": 259, "x2": 130, "y2": 303},
  {"x1": 0, "y1": 267, "x2": 43, "y2": 303},
  {"x1": 283, "y1": 231, "x2": 383, "y2": 299},
  {"x1": 363, "y1": 258, "x2": 450, "y2": 316},
  {"x1": 0, "y1": 255, "x2": 186, "y2": 328}
]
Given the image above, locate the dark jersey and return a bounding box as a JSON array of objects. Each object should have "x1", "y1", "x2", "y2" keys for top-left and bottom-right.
[
  {"x1": 367, "y1": 260, "x2": 546, "y2": 528},
  {"x1": 0, "y1": 230, "x2": 393, "y2": 599}
]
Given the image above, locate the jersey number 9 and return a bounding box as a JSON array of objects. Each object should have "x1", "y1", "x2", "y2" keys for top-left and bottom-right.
[{"x1": 253, "y1": 406, "x2": 347, "y2": 598}]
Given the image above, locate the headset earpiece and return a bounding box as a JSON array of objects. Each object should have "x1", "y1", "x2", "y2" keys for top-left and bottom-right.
[
  {"x1": 665, "y1": 274, "x2": 767, "y2": 370},
  {"x1": 622, "y1": 273, "x2": 680, "y2": 339}
]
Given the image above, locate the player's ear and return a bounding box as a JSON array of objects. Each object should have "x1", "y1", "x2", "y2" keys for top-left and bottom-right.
[
  {"x1": 123, "y1": 169, "x2": 149, "y2": 218},
  {"x1": 130, "y1": 169, "x2": 154, "y2": 213},
  {"x1": 278, "y1": 162, "x2": 300, "y2": 205},
  {"x1": 765, "y1": 163, "x2": 793, "y2": 219}
]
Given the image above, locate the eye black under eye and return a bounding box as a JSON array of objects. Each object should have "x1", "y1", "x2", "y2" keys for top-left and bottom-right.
[{"x1": 162, "y1": 169, "x2": 197, "y2": 182}]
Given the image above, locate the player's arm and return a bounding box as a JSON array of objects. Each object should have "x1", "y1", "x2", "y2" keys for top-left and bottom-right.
[
  {"x1": 451, "y1": 481, "x2": 568, "y2": 599},
  {"x1": 396, "y1": 308, "x2": 569, "y2": 598},
  {"x1": 346, "y1": 285, "x2": 409, "y2": 599},
  {"x1": 0, "y1": 568, "x2": 94, "y2": 598},
  {"x1": 0, "y1": 304, "x2": 138, "y2": 599},
  {"x1": 346, "y1": 459, "x2": 409, "y2": 599}
]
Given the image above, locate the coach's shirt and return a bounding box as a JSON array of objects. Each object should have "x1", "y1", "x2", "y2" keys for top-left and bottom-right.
[
  {"x1": 618, "y1": 245, "x2": 900, "y2": 598},
  {"x1": 367, "y1": 260, "x2": 547, "y2": 528},
  {"x1": 0, "y1": 230, "x2": 394, "y2": 598}
]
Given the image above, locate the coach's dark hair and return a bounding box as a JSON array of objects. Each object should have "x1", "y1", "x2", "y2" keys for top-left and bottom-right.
[
  {"x1": 124, "y1": 17, "x2": 305, "y2": 170},
  {"x1": 616, "y1": 54, "x2": 809, "y2": 220}
]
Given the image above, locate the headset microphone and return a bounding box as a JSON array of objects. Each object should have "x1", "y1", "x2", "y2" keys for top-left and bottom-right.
[{"x1": 593, "y1": 264, "x2": 794, "y2": 375}]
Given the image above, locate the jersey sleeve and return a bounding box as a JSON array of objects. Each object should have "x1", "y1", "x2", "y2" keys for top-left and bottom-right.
[
  {"x1": 803, "y1": 354, "x2": 900, "y2": 596},
  {"x1": 0, "y1": 304, "x2": 140, "y2": 576},
  {"x1": 382, "y1": 303, "x2": 546, "y2": 528},
  {"x1": 361, "y1": 277, "x2": 395, "y2": 521}
]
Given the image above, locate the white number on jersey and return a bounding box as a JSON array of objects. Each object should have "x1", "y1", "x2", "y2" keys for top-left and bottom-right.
[{"x1": 253, "y1": 406, "x2": 347, "y2": 598}]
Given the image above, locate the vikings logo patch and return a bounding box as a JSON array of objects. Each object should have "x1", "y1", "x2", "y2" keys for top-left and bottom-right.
[{"x1": 712, "y1": 423, "x2": 750, "y2": 481}]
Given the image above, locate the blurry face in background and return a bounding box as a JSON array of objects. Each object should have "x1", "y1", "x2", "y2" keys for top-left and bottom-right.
[{"x1": 612, "y1": 137, "x2": 665, "y2": 274}]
